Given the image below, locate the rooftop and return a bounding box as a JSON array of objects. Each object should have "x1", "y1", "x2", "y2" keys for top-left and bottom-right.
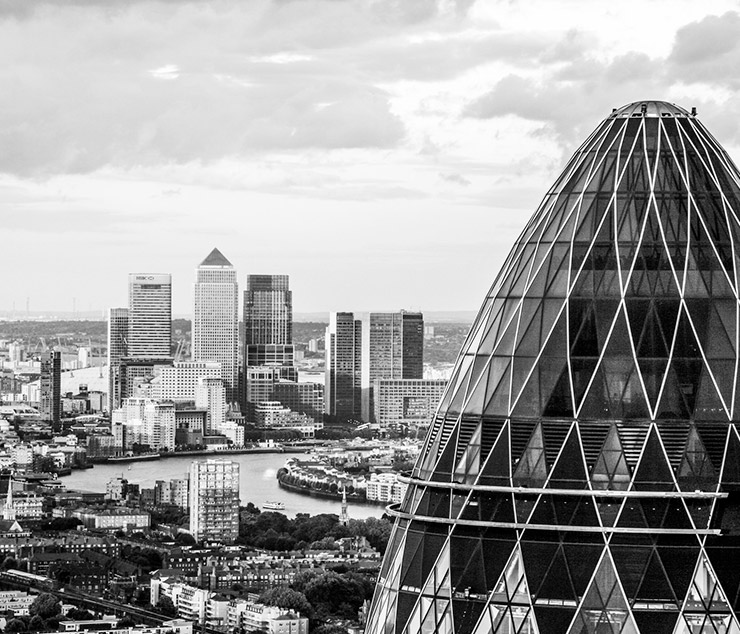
[
  {"x1": 609, "y1": 100, "x2": 694, "y2": 118},
  {"x1": 199, "y1": 247, "x2": 233, "y2": 268}
]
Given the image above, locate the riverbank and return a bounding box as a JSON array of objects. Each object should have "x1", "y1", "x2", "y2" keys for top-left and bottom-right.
[
  {"x1": 277, "y1": 475, "x2": 381, "y2": 505},
  {"x1": 88, "y1": 445, "x2": 290, "y2": 466},
  {"x1": 59, "y1": 453, "x2": 383, "y2": 519}
]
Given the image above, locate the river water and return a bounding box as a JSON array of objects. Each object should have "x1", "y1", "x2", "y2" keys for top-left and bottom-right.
[{"x1": 60, "y1": 452, "x2": 383, "y2": 520}]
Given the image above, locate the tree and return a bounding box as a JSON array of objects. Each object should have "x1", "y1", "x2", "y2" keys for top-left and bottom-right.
[
  {"x1": 66, "y1": 609, "x2": 94, "y2": 621},
  {"x1": 156, "y1": 596, "x2": 178, "y2": 618},
  {"x1": 29, "y1": 593, "x2": 61, "y2": 619},
  {"x1": 302, "y1": 571, "x2": 367, "y2": 619},
  {"x1": 259, "y1": 587, "x2": 312, "y2": 617},
  {"x1": 117, "y1": 617, "x2": 136, "y2": 628},
  {"x1": 1, "y1": 556, "x2": 18, "y2": 570},
  {"x1": 312, "y1": 626, "x2": 349, "y2": 634},
  {"x1": 175, "y1": 532, "x2": 196, "y2": 545},
  {"x1": 28, "y1": 616, "x2": 44, "y2": 632},
  {"x1": 5, "y1": 618, "x2": 26, "y2": 632}
]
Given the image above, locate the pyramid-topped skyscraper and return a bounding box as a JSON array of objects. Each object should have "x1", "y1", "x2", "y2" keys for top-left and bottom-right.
[
  {"x1": 366, "y1": 102, "x2": 740, "y2": 634},
  {"x1": 193, "y1": 248, "x2": 239, "y2": 403}
]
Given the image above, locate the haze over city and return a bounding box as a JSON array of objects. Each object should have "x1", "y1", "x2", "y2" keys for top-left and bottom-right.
[{"x1": 4, "y1": 1, "x2": 740, "y2": 315}]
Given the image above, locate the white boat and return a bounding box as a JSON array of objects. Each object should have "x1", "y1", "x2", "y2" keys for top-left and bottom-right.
[{"x1": 263, "y1": 501, "x2": 285, "y2": 511}]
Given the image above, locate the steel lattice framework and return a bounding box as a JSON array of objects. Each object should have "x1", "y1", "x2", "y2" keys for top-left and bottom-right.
[{"x1": 366, "y1": 101, "x2": 740, "y2": 634}]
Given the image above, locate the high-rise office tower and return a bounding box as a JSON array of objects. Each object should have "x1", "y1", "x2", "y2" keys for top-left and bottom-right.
[
  {"x1": 189, "y1": 458, "x2": 239, "y2": 544},
  {"x1": 366, "y1": 102, "x2": 740, "y2": 634},
  {"x1": 362, "y1": 311, "x2": 424, "y2": 421},
  {"x1": 127, "y1": 273, "x2": 172, "y2": 358},
  {"x1": 39, "y1": 350, "x2": 61, "y2": 429},
  {"x1": 193, "y1": 249, "x2": 238, "y2": 403},
  {"x1": 243, "y1": 274, "x2": 297, "y2": 417},
  {"x1": 244, "y1": 275, "x2": 293, "y2": 368},
  {"x1": 325, "y1": 312, "x2": 362, "y2": 423},
  {"x1": 107, "y1": 308, "x2": 129, "y2": 412},
  {"x1": 244, "y1": 275, "x2": 292, "y2": 344}
]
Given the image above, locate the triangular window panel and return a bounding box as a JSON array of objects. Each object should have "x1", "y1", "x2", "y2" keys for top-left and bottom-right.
[
  {"x1": 681, "y1": 555, "x2": 739, "y2": 632},
  {"x1": 454, "y1": 422, "x2": 483, "y2": 484},
  {"x1": 479, "y1": 422, "x2": 511, "y2": 486},
  {"x1": 547, "y1": 425, "x2": 589, "y2": 489},
  {"x1": 677, "y1": 426, "x2": 717, "y2": 492},
  {"x1": 721, "y1": 426, "x2": 740, "y2": 489},
  {"x1": 632, "y1": 425, "x2": 677, "y2": 492},
  {"x1": 591, "y1": 425, "x2": 631, "y2": 491},
  {"x1": 566, "y1": 552, "x2": 639, "y2": 634},
  {"x1": 489, "y1": 546, "x2": 534, "y2": 609},
  {"x1": 483, "y1": 360, "x2": 513, "y2": 418},
  {"x1": 513, "y1": 424, "x2": 548, "y2": 488}
]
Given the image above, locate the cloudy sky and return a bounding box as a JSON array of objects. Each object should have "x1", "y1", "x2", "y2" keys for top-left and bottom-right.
[{"x1": 3, "y1": 0, "x2": 740, "y2": 317}]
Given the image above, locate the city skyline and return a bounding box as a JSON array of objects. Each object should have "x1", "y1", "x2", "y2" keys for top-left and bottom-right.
[{"x1": 4, "y1": 2, "x2": 740, "y2": 316}]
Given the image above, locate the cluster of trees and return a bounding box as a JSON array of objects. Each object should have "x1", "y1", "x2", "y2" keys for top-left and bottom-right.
[
  {"x1": 258, "y1": 568, "x2": 375, "y2": 630},
  {"x1": 238, "y1": 510, "x2": 392, "y2": 554},
  {"x1": 3, "y1": 594, "x2": 94, "y2": 633}
]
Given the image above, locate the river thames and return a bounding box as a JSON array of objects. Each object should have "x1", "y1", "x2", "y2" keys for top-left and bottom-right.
[{"x1": 60, "y1": 451, "x2": 384, "y2": 520}]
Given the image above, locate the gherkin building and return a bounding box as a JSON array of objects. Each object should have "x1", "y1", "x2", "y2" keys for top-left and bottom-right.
[{"x1": 366, "y1": 102, "x2": 740, "y2": 634}]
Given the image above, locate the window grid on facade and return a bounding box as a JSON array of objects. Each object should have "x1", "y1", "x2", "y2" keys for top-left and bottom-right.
[{"x1": 365, "y1": 101, "x2": 740, "y2": 634}]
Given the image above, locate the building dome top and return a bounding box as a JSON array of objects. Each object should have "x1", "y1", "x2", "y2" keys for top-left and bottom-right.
[{"x1": 609, "y1": 100, "x2": 694, "y2": 118}]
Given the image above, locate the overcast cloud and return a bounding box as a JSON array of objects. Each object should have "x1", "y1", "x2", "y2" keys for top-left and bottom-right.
[{"x1": 3, "y1": 0, "x2": 740, "y2": 316}]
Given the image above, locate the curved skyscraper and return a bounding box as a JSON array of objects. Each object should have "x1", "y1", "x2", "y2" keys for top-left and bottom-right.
[{"x1": 366, "y1": 102, "x2": 740, "y2": 634}]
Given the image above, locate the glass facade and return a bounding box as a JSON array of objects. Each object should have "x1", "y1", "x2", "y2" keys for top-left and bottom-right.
[{"x1": 366, "y1": 101, "x2": 740, "y2": 634}]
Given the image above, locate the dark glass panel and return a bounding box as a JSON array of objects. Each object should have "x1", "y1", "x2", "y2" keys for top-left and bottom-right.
[
  {"x1": 520, "y1": 539, "x2": 560, "y2": 598},
  {"x1": 532, "y1": 607, "x2": 577, "y2": 634},
  {"x1": 616, "y1": 499, "x2": 648, "y2": 529},
  {"x1": 705, "y1": 536, "x2": 740, "y2": 613},
  {"x1": 632, "y1": 426, "x2": 676, "y2": 492},
  {"x1": 721, "y1": 427, "x2": 740, "y2": 489},
  {"x1": 563, "y1": 495, "x2": 601, "y2": 527},
  {"x1": 393, "y1": 592, "x2": 417, "y2": 634},
  {"x1": 693, "y1": 424, "x2": 728, "y2": 471},
  {"x1": 537, "y1": 548, "x2": 579, "y2": 602},
  {"x1": 514, "y1": 494, "x2": 538, "y2": 523},
  {"x1": 529, "y1": 494, "x2": 557, "y2": 526},
  {"x1": 631, "y1": 612, "x2": 680, "y2": 634},
  {"x1": 510, "y1": 355, "x2": 538, "y2": 411},
  {"x1": 480, "y1": 528, "x2": 519, "y2": 590},
  {"x1": 561, "y1": 542, "x2": 603, "y2": 596},
  {"x1": 693, "y1": 365, "x2": 730, "y2": 421},
  {"x1": 670, "y1": 358, "x2": 703, "y2": 416},
  {"x1": 595, "y1": 498, "x2": 621, "y2": 526},
  {"x1": 543, "y1": 367, "x2": 573, "y2": 417},
  {"x1": 656, "y1": 366, "x2": 692, "y2": 419},
  {"x1": 547, "y1": 426, "x2": 588, "y2": 489},
  {"x1": 510, "y1": 420, "x2": 538, "y2": 463},
  {"x1": 478, "y1": 422, "x2": 510, "y2": 486},
  {"x1": 482, "y1": 362, "x2": 511, "y2": 418},
  {"x1": 578, "y1": 367, "x2": 614, "y2": 420},
  {"x1": 655, "y1": 544, "x2": 700, "y2": 607},
  {"x1": 616, "y1": 423, "x2": 650, "y2": 469},
  {"x1": 611, "y1": 543, "x2": 652, "y2": 599},
  {"x1": 683, "y1": 499, "x2": 712, "y2": 529},
  {"x1": 570, "y1": 301, "x2": 600, "y2": 356},
  {"x1": 591, "y1": 424, "x2": 631, "y2": 490},
  {"x1": 451, "y1": 599, "x2": 485, "y2": 634},
  {"x1": 636, "y1": 565, "x2": 680, "y2": 620},
  {"x1": 510, "y1": 367, "x2": 540, "y2": 418},
  {"x1": 541, "y1": 420, "x2": 573, "y2": 466},
  {"x1": 512, "y1": 423, "x2": 548, "y2": 487},
  {"x1": 578, "y1": 421, "x2": 612, "y2": 467}
]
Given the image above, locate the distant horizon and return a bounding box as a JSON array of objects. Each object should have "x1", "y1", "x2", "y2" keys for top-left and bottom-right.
[{"x1": 0, "y1": 309, "x2": 479, "y2": 323}]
